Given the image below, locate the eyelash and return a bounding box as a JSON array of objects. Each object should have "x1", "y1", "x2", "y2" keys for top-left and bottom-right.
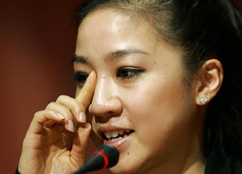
[
  {"x1": 117, "y1": 67, "x2": 145, "y2": 79},
  {"x1": 73, "y1": 67, "x2": 145, "y2": 85},
  {"x1": 73, "y1": 72, "x2": 88, "y2": 86}
]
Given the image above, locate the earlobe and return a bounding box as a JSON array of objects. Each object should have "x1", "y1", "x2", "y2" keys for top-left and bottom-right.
[{"x1": 195, "y1": 59, "x2": 224, "y2": 105}]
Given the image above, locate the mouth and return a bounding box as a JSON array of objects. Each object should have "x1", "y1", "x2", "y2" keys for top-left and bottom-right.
[{"x1": 101, "y1": 130, "x2": 135, "y2": 142}]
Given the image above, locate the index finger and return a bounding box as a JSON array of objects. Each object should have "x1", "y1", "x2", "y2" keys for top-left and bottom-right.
[{"x1": 76, "y1": 71, "x2": 97, "y2": 108}]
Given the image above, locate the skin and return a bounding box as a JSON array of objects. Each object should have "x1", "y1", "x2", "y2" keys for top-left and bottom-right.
[
  {"x1": 18, "y1": 7, "x2": 224, "y2": 174},
  {"x1": 74, "y1": 9, "x2": 206, "y2": 174},
  {"x1": 18, "y1": 72, "x2": 97, "y2": 174}
]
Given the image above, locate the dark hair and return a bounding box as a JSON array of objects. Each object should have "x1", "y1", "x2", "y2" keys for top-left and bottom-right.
[{"x1": 76, "y1": 0, "x2": 242, "y2": 158}]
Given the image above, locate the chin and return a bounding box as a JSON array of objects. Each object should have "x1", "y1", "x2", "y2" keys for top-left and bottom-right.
[
  {"x1": 110, "y1": 167, "x2": 137, "y2": 174},
  {"x1": 109, "y1": 160, "x2": 143, "y2": 174}
]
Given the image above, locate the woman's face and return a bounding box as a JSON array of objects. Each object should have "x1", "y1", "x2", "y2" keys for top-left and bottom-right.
[{"x1": 74, "y1": 9, "x2": 200, "y2": 174}]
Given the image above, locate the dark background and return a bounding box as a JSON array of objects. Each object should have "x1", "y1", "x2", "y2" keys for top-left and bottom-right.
[{"x1": 1, "y1": 0, "x2": 242, "y2": 173}]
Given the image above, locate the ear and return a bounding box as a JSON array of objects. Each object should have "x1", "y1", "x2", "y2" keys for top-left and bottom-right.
[{"x1": 195, "y1": 59, "x2": 224, "y2": 105}]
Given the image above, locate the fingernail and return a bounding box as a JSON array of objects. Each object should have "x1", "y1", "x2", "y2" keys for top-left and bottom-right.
[
  {"x1": 78, "y1": 112, "x2": 86, "y2": 123},
  {"x1": 55, "y1": 113, "x2": 65, "y2": 119},
  {"x1": 67, "y1": 120, "x2": 75, "y2": 132}
]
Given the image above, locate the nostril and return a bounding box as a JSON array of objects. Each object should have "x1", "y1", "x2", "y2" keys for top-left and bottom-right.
[
  {"x1": 88, "y1": 93, "x2": 123, "y2": 117},
  {"x1": 93, "y1": 111, "x2": 120, "y2": 118},
  {"x1": 105, "y1": 111, "x2": 119, "y2": 117}
]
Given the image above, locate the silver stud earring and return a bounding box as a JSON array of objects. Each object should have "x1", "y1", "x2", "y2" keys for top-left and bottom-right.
[{"x1": 200, "y1": 97, "x2": 207, "y2": 105}]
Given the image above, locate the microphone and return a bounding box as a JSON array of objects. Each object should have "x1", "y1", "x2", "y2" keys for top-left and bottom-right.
[{"x1": 72, "y1": 144, "x2": 119, "y2": 174}]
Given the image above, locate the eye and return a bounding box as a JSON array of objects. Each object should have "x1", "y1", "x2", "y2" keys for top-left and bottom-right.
[
  {"x1": 117, "y1": 67, "x2": 145, "y2": 79},
  {"x1": 73, "y1": 72, "x2": 88, "y2": 86}
]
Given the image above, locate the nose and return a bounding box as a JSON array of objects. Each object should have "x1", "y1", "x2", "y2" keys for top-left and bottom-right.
[{"x1": 88, "y1": 75, "x2": 122, "y2": 118}]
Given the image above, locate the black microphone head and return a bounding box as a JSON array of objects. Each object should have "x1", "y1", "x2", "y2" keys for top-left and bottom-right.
[
  {"x1": 96, "y1": 144, "x2": 119, "y2": 168},
  {"x1": 73, "y1": 144, "x2": 119, "y2": 174}
]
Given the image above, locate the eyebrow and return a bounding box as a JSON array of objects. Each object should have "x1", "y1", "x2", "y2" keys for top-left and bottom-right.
[
  {"x1": 72, "y1": 48, "x2": 149, "y2": 64},
  {"x1": 107, "y1": 49, "x2": 149, "y2": 60},
  {"x1": 72, "y1": 55, "x2": 87, "y2": 64}
]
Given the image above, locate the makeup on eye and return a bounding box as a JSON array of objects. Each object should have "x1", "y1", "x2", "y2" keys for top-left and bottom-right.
[
  {"x1": 117, "y1": 66, "x2": 145, "y2": 79},
  {"x1": 73, "y1": 71, "x2": 89, "y2": 86},
  {"x1": 73, "y1": 66, "x2": 145, "y2": 85}
]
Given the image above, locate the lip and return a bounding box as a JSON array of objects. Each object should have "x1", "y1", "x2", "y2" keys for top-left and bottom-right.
[
  {"x1": 103, "y1": 132, "x2": 133, "y2": 150},
  {"x1": 97, "y1": 126, "x2": 134, "y2": 150}
]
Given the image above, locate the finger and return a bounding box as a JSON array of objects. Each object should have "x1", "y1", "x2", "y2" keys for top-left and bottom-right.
[
  {"x1": 90, "y1": 129, "x2": 103, "y2": 148},
  {"x1": 70, "y1": 123, "x2": 91, "y2": 168},
  {"x1": 89, "y1": 116, "x2": 103, "y2": 147},
  {"x1": 44, "y1": 120, "x2": 56, "y2": 128},
  {"x1": 46, "y1": 102, "x2": 73, "y2": 120},
  {"x1": 76, "y1": 71, "x2": 97, "y2": 108},
  {"x1": 56, "y1": 95, "x2": 86, "y2": 123},
  {"x1": 45, "y1": 102, "x2": 75, "y2": 132},
  {"x1": 27, "y1": 110, "x2": 65, "y2": 135}
]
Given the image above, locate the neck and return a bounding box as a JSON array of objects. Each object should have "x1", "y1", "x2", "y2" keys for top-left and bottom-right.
[
  {"x1": 140, "y1": 151, "x2": 206, "y2": 174},
  {"x1": 183, "y1": 159, "x2": 206, "y2": 174},
  {"x1": 135, "y1": 153, "x2": 206, "y2": 174}
]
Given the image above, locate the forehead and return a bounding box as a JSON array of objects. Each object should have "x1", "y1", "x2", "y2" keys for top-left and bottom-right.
[
  {"x1": 79, "y1": 8, "x2": 140, "y2": 34},
  {"x1": 74, "y1": 8, "x2": 183, "y2": 73},
  {"x1": 75, "y1": 9, "x2": 159, "y2": 57},
  {"x1": 78, "y1": 9, "x2": 132, "y2": 39}
]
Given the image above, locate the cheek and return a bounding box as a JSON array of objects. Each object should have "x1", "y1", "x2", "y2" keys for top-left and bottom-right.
[
  {"x1": 123, "y1": 83, "x2": 196, "y2": 167},
  {"x1": 127, "y1": 77, "x2": 187, "y2": 119},
  {"x1": 124, "y1": 73, "x2": 193, "y2": 141}
]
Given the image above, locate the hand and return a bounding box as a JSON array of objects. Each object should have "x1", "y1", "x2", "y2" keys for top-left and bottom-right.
[{"x1": 18, "y1": 71, "x2": 97, "y2": 174}]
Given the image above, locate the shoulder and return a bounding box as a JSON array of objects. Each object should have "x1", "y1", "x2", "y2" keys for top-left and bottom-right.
[{"x1": 205, "y1": 150, "x2": 242, "y2": 174}]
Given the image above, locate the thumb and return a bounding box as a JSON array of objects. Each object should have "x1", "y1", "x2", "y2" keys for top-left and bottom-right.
[{"x1": 70, "y1": 123, "x2": 91, "y2": 168}]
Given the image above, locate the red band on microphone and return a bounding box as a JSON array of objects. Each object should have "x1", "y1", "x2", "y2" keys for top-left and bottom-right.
[{"x1": 92, "y1": 151, "x2": 109, "y2": 170}]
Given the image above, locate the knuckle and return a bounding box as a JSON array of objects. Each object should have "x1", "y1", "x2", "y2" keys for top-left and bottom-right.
[
  {"x1": 33, "y1": 110, "x2": 45, "y2": 119},
  {"x1": 34, "y1": 111, "x2": 41, "y2": 117},
  {"x1": 56, "y1": 95, "x2": 69, "y2": 102},
  {"x1": 45, "y1": 102, "x2": 56, "y2": 109},
  {"x1": 62, "y1": 110, "x2": 72, "y2": 119}
]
